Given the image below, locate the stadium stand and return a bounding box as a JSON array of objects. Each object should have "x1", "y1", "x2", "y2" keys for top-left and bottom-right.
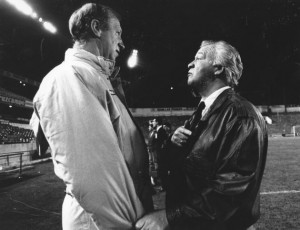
[
  {"x1": 134, "y1": 111, "x2": 300, "y2": 139},
  {"x1": 0, "y1": 122, "x2": 34, "y2": 144},
  {"x1": 0, "y1": 86, "x2": 31, "y2": 101},
  {"x1": 0, "y1": 85, "x2": 34, "y2": 145},
  {"x1": 266, "y1": 112, "x2": 300, "y2": 136}
]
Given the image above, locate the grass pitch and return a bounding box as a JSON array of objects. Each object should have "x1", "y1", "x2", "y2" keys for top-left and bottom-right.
[{"x1": 256, "y1": 137, "x2": 300, "y2": 229}]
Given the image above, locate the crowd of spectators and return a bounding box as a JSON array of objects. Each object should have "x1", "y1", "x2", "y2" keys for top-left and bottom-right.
[{"x1": 0, "y1": 123, "x2": 34, "y2": 144}]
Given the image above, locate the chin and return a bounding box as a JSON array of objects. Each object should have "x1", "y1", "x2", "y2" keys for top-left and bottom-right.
[{"x1": 187, "y1": 79, "x2": 193, "y2": 87}]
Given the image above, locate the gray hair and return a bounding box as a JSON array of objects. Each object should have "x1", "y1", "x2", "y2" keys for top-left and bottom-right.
[
  {"x1": 69, "y1": 3, "x2": 120, "y2": 43},
  {"x1": 200, "y1": 40, "x2": 243, "y2": 87}
]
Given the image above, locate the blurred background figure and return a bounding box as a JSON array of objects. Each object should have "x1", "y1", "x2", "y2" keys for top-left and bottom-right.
[
  {"x1": 163, "y1": 121, "x2": 172, "y2": 136},
  {"x1": 151, "y1": 117, "x2": 169, "y2": 191},
  {"x1": 147, "y1": 119, "x2": 157, "y2": 171},
  {"x1": 157, "y1": 120, "x2": 172, "y2": 191}
]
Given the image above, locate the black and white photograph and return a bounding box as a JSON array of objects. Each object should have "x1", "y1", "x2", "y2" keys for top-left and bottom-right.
[{"x1": 0, "y1": 0, "x2": 299, "y2": 229}]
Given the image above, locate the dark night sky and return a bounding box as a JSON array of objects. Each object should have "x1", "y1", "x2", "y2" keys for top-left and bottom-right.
[{"x1": 0, "y1": 0, "x2": 300, "y2": 108}]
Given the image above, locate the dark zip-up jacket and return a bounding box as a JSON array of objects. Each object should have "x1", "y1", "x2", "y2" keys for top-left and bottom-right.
[{"x1": 165, "y1": 89, "x2": 268, "y2": 230}]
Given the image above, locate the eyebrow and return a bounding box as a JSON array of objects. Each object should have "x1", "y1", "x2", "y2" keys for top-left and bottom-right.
[{"x1": 195, "y1": 52, "x2": 205, "y2": 58}]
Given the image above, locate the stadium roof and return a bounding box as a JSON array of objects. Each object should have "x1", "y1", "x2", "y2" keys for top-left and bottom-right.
[
  {"x1": 0, "y1": 86, "x2": 32, "y2": 108},
  {"x1": 0, "y1": 86, "x2": 31, "y2": 101}
]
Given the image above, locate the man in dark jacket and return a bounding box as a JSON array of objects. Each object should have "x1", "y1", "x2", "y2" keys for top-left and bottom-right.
[
  {"x1": 136, "y1": 40, "x2": 268, "y2": 230},
  {"x1": 152, "y1": 117, "x2": 169, "y2": 190}
]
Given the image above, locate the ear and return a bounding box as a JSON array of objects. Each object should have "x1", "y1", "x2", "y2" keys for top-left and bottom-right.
[
  {"x1": 90, "y1": 19, "x2": 102, "y2": 38},
  {"x1": 214, "y1": 65, "x2": 224, "y2": 76}
]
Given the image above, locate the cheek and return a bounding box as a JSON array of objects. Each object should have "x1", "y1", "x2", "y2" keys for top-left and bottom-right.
[
  {"x1": 193, "y1": 66, "x2": 202, "y2": 78},
  {"x1": 113, "y1": 35, "x2": 119, "y2": 45},
  {"x1": 197, "y1": 65, "x2": 212, "y2": 77}
]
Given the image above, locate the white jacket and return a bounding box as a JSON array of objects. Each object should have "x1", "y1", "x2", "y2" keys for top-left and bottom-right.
[{"x1": 30, "y1": 48, "x2": 152, "y2": 229}]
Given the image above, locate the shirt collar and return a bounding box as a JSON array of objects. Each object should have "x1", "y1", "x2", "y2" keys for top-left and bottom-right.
[{"x1": 200, "y1": 86, "x2": 231, "y2": 113}]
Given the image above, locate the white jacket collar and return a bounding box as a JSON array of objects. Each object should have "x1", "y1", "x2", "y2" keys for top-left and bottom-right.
[{"x1": 65, "y1": 48, "x2": 115, "y2": 76}]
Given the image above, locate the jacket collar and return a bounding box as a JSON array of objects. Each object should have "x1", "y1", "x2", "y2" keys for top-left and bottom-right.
[
  {"x1": 201, "y1": 88, "x2": 233, "y2": 121},
  {"x1": 64, "y1": 48, "x2": 115, "y2": 76},
  {"x1": 65, "y1": 48, "x2": 128, "y2": 106}
]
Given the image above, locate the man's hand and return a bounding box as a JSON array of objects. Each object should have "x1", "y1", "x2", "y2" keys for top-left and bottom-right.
[
  {"x1": 171, "y1": 126, "x2": 192, "y2": 147},
  {"x1": 135, "y1": 210, "x2": 169, "y2": 230}
]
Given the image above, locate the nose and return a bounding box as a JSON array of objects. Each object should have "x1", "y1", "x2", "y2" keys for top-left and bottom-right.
[
  {"x1": 119, "y1": 38, "x2": 125, "y2": 50},
  {"x1": 188, "y1": 60, "x2": 194, "y2": 69}
]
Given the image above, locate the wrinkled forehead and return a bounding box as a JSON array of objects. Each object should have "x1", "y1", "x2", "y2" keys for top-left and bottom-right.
[
  {"x1": 195, "y1": 44, "x2": 213, "y2": 59},
  {"x1": 194, "y1": 48, "x2": 207, "y2": 60},
  {"x1": 195, "y1": 48, "x2": 205, "y2": 58},
  {"x1": 108, "y1": 17, "x2": 122, "y2": 30}
]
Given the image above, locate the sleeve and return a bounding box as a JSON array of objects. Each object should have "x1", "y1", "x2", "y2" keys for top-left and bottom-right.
[
  {"x1": 166, "y1": 117, "x2": 266, "y2": 227},
  {"x1": 32, "y1": 67, "x2": 144, "y2": 229},
  {"x1": 30, "y1": 111, "x2": 49, "y2": 156}
]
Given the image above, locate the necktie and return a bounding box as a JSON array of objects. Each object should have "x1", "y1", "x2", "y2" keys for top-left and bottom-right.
[{"x1": 185, "y1": 101, "x2": 205, "y2": 132}]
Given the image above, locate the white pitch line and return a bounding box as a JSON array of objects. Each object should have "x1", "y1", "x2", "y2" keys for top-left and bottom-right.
[{"x1": 260, "y1": 190, "x2": 300, "y2": 195}]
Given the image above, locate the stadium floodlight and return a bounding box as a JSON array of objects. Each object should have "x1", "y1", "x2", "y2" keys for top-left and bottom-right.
[
  {"x1": 43, "y1": 21, "x2": 57, "y2": 34},
  {"x1": 127, "y1": 49, "x2": 138, "y2": 68},
  {"x1": 31, "y1": 12, "x2": 38, "y2": 19},
  {"x1": 6, "y1": 0, "x2": 34, "y2": 16},
  {"x1": 5, "y1": 0, "x2": 57, "y2": 34}
]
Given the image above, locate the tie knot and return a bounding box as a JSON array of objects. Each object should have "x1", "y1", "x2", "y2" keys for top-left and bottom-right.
[
  {"x1": 185, "y1": 101, "x2": 206, "y2": 130},
  {"x1": 197, "y1": 101, "x2": 205, "y2": 114},
  {"x1": 199, "y1": 101, "x2": 205, "y2": 110}
]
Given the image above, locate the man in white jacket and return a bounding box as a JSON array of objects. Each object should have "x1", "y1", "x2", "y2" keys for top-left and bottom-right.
[{"x1": 30, "y1": 3, "x2": 153, "y2": 229}]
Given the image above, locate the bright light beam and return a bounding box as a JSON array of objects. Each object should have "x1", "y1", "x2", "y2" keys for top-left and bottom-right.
[
  {"x1": 31, "y1": 12, "x2": 38, "y2": 19},
  {"x1": 6, "y1": 0, "x2": 57, "y2": 34},
  {"x1": 43, "y1": 21, "x2": 57, "y2": 34},
  {"x1": 6, "y1": 0, "x2": 34, "y2": 16},
  {"x1": 127, "y1": 49, "x2": 138, "y2": 68}
]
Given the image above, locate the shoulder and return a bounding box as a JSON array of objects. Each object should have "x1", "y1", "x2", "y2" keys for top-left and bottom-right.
[
  {"x1": 40, "y1": 62, "x2": 76, "y2": 85},
  {"x1": 33, "y1": 61, "x2": 97, "y2": 102},
  {"x1": 220, "y1": 92, "x2": 266, "y2": 133},
  {"x1": 224, "y1": 92, "x2": 262, "y2": 118},
  {"x1": 33, "y1": 64, "x2": 65, "y2": 101}
]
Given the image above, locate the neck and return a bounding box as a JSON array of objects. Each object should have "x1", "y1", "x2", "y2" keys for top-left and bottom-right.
[
  {"x1": 200, "y1": 79, "x2": 228, "y2": 99},
  {"x1": 73, "y1": 39, "x2": 101, "y2": 57}
]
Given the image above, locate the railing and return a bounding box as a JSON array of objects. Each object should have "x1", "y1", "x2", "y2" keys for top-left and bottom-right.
[{"x1": 0, "y1": 151, "x2": 24, "y2": 178}]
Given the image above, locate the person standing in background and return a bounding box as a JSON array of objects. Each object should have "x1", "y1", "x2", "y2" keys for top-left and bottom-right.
[
  {"x1": 148, "y1": 119, "x2": 158, "y2": 171},
  {"x1": 152, "y1": 117, "x2": 169, "y2": 191}
]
